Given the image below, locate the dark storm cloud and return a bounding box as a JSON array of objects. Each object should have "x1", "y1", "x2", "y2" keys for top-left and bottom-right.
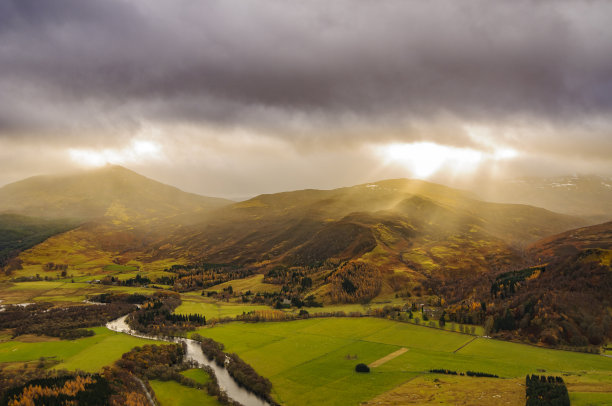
[
  {"x1": 1, "y1": 0, "x2": 612, "y2": 196},
  {"x1": 1, "y1": 0, "x2": 612, "y2": 138}
]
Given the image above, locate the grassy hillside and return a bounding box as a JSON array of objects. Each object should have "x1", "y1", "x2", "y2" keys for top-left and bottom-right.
[
  {"x1": 529, "y1": 220, "x2": 612, "y2": 261},
  {"x1": 0, "y1": 214, "x2": 80, "y2": 269},
  {"x1": 150, "y1": 179, "x2": 585, "y2": 304},
  {"x1": 0, "y1": 174, "x2": 588, "y2": 311},
  {"x1": 0, "y1": 166, "x2": 233, "y2": 278},
  {"x1": 169, "y1": 179, "x2": 584, "y2": 264},
  {"x1": 0, "y1": 165, "x2": 231, "y2": 221}
]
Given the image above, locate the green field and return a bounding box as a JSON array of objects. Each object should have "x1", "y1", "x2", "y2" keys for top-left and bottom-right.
[
  {"x1": 203, "y1": 274, "x2": 281, "y2": 294},
  {"x1": 181, "y1": 368, "x2": 212, "y2": 385},
  {"x1": 176, "y1": 294, "x2": 482, "y2": 335},
  {"x1": 191, "y1": 318, "x2": 612, "y2": 406},
  {"x1": 0, "y1": 327, "x2": 153, "y2": 372},
  {"x1": 150, "y1": 380, "x2": 221, "y2": 406},
  {"x1": 103, "y1": 264, "x2": 139, "y2": 272},
  {"x1": 570, "y1": 392, "x2": 612, "y2": 405},
  {"x1": 175, "y1": 298, "x2": 272, "y2": 320},
  {"x1": 0, "y1": 280, "x2": 170, "y2": 304}
]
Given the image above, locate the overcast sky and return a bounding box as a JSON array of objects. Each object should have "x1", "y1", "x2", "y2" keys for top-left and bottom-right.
[{"x1": 1, "y1": 0, "x2": 611, "y2": 198}]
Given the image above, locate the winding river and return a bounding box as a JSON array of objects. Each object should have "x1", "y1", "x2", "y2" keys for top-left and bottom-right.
[{"x1": 106, "y1": 316, "x2": 270, "y2": 406}]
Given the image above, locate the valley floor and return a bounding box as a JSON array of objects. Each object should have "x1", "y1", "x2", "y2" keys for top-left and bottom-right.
[
  {"x1": 1, "y1": 281, "x2": 611, "y2": 405},
  {"x1": 189, "y1": 317, "x2": 612, "y2": 405}
]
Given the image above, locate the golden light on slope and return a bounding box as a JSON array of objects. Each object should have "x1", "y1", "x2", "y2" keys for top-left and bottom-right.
[
  {"x1": 68, "y1": 140, "x2": 162, "y2": 167},
  {"x1": 376, "y1": 141, "x2": 518, "y2": 178}
]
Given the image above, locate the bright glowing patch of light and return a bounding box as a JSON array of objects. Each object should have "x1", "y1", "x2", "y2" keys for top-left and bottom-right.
[
  {"x1": 464, "y1": 124, "x2": 519, "y2": 160},
  {"x1": 378, "y1": 142, "x2": 484, "y2": 178},
  {"x1": 494, "y1": 147, "x2": 519, "y2": 160},
  {"x1": 68, "y1": 140, "x2": 162, "y2": 167}
]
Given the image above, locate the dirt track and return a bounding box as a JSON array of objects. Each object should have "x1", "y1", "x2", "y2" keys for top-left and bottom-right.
[{"x1": 369, "y1": 347, "x2": 408, "y2": 368}]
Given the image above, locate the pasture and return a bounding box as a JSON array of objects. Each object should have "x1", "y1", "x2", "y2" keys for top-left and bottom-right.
[
  {"x1": 150, "y1": 380, "x2": 221, "y2": 406},
  {"x1": 202, "y1": 274, "x2": 281, "y2": 294},
  {"x1": 0, "y1": 326, "x2": 153, "y2": 372},
  {"x1": 0, "y1": 280, "x2": 169, "y2": 304},
  {"x1": 191, "y1": 317, "x2": 612, "y2": 406},
  {"x1": 181, "y1": 368, "x2": 212, "y2": 385},
  {"x1": 175, "y1": 297, "x2": 272, "y2": 320}
]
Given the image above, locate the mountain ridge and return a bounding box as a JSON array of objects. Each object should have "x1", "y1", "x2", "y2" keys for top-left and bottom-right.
[
  {"x1": 0, "y1": 165, "x2": 232, "y2": 221},
  {"x1": 475, "y1": 174, "x2": 612, "y2": 222}
]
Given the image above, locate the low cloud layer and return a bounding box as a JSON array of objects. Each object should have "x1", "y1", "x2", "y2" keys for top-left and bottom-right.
[{"x1": 0, "y1": 0, "x2": 611, "y2": 195}]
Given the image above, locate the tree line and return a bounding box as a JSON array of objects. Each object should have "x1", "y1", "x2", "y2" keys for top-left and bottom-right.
[
  {"x1": 191, "y1": 333, "x2": 277, "y2": 405},
  {"x1": 0, "y1": 302, "x2": 135, "y2": 339},
  {"x1": 429, "y1": 369, "x2": 498, "y2": 378}
]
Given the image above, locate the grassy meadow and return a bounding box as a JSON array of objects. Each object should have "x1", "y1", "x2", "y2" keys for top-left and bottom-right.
[
  {"x1": 175, "y1": 295, "x2": 272, "y2": 320},
  {"x1": 191, "y1": 317, "x2": 612, "y2": 406},
  {"x1": 150, "y1": 380, "x2": 221, "y2": 406},
  {"x1": 202, "y1": 274, "x2": 282, "y2": 294},
  {"x1": 0, "y1": 327, "x2": 153, "y2": 372},
  {"x1": 150, "y1": 368, "x2": 223, "y2": 406},
  {"x1": 570, "y1": 391, "x2": 612, "y2": 406},
  {"x1": 0, "y1": 280, "x2": 169, "y2": 304},
  {"x1": 0, "y1": 273, "x2": 609, "y2": 405}
]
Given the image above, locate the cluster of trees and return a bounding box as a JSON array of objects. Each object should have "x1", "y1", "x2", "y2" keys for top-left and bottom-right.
[
  {"x1": 162, "y1": 263, "x2": 253, "y2": 292},
  {"x1": 100, "y1": 274, "x2": 151, "y2": 287},
  {"x1": 484, "y1": 251, "x2": 612, "y2": 347},
  {"x1": 42, "y1": 262, "x2": 69, "y2": 272},
  {"x1": 525, "y1": 375, "x2": 569, "y2": 406},
  {"x1": 263, "y1": 266, "x2": 314, "y2": 290},
  {"x1": 0, "y1": 366, "x2": 64, "y2": 395},
  {"x1": 490, "y1": 267, "x2": 543, "y2": 299},
  {"x1": 99, "y1": 366, "x2": 150, "y2": 406},
  {"x1": 0, "y1": 373, "x2": 111, "y2": 406},
  {"x1": 0, "y1": 302, "x2": 135, "y2": 339},
  {"x1": 329, "y1": 262, "x2": 382, "y2": 303},
  {"x1": 443, "y1": 300, "x2": 487, "y2": 326},
  {"x1": 125, "y1": 292, "x2": 205, "y2": 336},
  {"x1": 89, "y1": 293, "x2": 148, "y2": 304},
  {"x1": 165, "y1": 313, "x2": 206, "y2": 324},
  {"x1": 115, "y1": 344, "x2": 184, "y2": 380}
]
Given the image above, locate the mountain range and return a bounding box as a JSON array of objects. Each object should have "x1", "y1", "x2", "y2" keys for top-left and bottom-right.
[
  {"x1": 0, "y1": 166, "x2": 594, "y2": 293},
  {"x1": 1, "y1": 165, "x2": 610, "y2": 345}
]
